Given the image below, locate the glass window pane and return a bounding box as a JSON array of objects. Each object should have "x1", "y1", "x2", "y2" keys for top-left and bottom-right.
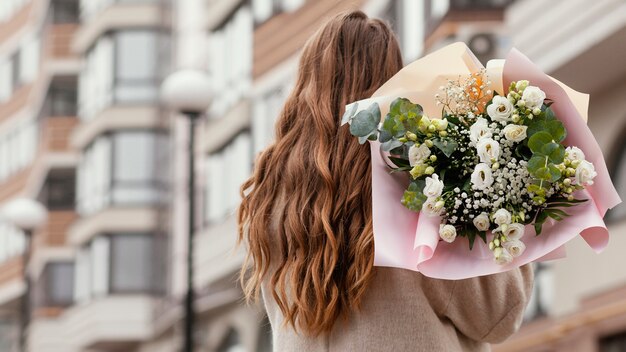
[
  {"x1": 113, "y1": 132, "x2": 154, "y2": 182},
  {"x1": 115, "y1": 31, "x2": 157, "y2": 81},
  {"x1": 110, "y1": 234, "x2": 153, "y2": 292},
  {"x1": 46, "y1": 262, "x2": 74, "y2": 306}
]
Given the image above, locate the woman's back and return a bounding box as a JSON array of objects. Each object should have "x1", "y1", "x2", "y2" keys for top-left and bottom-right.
[{"x1": 261, "y1": 191, "x2": 533, "y2": 351}]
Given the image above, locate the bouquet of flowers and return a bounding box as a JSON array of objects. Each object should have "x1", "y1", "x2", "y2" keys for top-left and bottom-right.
[
  {"x1": 342, "y1": 72, "x2": 596, "y2": 264},
  {"x1": 339, "y1": 43, "x2": 620, "y2": 279}
]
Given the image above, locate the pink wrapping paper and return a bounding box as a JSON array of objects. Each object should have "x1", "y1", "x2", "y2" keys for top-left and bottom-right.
[{"x1": 360, "y1": 43, "x2": 622, "y2": 279}]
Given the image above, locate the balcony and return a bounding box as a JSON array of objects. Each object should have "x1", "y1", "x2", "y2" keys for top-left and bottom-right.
[
  {"x1": 41, "y1": 117, "x2": 79, "y2": 154},
  {"x1": 33, "y1": 210, "x2": 77, "y2": 251},
  {"x1": 0, "y1": 1, "x2": 33, "y2": 44},
  {"x1": 51, "y1": 295, "x2": 155, "y2": 350},
  {"x1": 72, "y1": 2, "x2": 164, "y2": 54}
]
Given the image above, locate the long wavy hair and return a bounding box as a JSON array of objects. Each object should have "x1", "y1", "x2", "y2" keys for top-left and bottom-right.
[{"x1": 237, "y1": 11, "x2": 403, "y2": 336}]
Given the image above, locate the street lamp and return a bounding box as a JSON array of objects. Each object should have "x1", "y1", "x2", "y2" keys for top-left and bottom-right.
[
  {"x1": 1, "y1": 198, "x2": 48, "y2": 352},
  {"x1": 161, "y1": 69, "x2": 212, "y2": 352}
]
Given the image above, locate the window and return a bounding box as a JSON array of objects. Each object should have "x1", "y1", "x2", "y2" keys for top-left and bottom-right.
[
  {"x1": 209, "y1": 6, "x2": 252, "y2": 117},
  {"x1": 0, "y1": 119, "x2": 38, "y2": 182},
  {"x1": 74, "y1": 233, "x2": 164, "y2": 302},
  {"x1": 39, "y1": 169, "x2": 75, "y2": 210},
  {"x1": 0, "y1": 223, "x2": 26, "y2": 265},
  {"x1": 34, "y1": 262, "x2": 74, "y2": 307},
  {"x1": 52, "y1": 0, "x2": 79, "y2": 23},
  {"x1": 47, "y1": 79, "x2": 78, "y2": 116},
  {"x1": 601, "y1": 331, "x2": 626, "y2": 352},
  {"x1": 204, "y1": 132, "x2": 252, "y2": 223},
  {"x1": 76, "y1": 131, "x2": 168, "y2": 215},
  {"x1": 252, "y1": 0, "x2": 305, "y2": 23},
  {"x1": 114, "y1": 31, "x2": 159, "y2": 102},
  {"x1": 79, "y1": 30, "x2": 164, "y2": 120}
]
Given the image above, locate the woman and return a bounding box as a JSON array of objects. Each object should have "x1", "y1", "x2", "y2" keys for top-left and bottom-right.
[{"x1": 238, "y1": 11, "x2": 533, "y2": 351}]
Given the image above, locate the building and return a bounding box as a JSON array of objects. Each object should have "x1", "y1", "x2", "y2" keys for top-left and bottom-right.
[
  {"x1": 493, "y1": 0, "x2": 626, "y2": 351},
  {"x1": 0, "y1": 0, "x2": 623, "y2": 351}
]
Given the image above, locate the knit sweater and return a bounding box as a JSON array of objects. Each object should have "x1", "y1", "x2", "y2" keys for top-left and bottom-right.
[{"x1": 261, "y1": 260, "x2": 534, "y2": 351}]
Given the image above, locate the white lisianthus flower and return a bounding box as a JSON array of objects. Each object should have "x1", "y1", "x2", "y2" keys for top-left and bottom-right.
[
  {"x1": 422, "y1": 198, "x2": 444, "y2": 217},
  {"x1": 565, "y1": 146, "x2": 585, "y2": 162},
  {"x1": 574, "y1": 160, "x2": 597, "y2": 186},
  {"x1": 423, "y1": 174, "x2": 444, "y2": 199},
  {"x1": 503, "y1": 239, "x2": 526, "y2": 257},
  {"x1": 487, "y1": 96, "x2": 514, "y2": 122},
  {"x1": 439, "y1": 224, "x2": 457, "y2": 243},
  {"x1": 469, "y1": 117, "x2": 492, "y2": 143},
  {"x1": 476, "y1": 138, "x2": 501, "y2": 164},
  {"x1": 502, "y1": 124, "x2": 528, "y2": 143},
  {"x1": 493, "y1": 247, "x2": 514, "y2": 265},
  {"x1": 504, "y1": 223, "x2": 525, "y2": 240},
  {"x1": 471, "y1": 163, "x2": 494, "y2": 190},
  {"x1": 473, "y1": 212, "x2": 490, "y2": 231},
  {"x1": 432, "y1": 118, "x2": 448, "y2": 131},
  {"x1": 493, "y1": 208, "x2": 512, "y2": 225},
  {"x1": 418, "y1": 115, "x2": 431, "y2": 133},
  {"x1": 408, "y1": 143, "x2": 431, "y2": 167},
  {"x1": 521, "y1": 86, "x2": 546, "y2": 110}
]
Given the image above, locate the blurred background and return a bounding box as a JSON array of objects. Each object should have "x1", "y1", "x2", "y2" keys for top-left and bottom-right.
[{"x1": 0, "y1": 0, "x2": 623, "y2": 351}]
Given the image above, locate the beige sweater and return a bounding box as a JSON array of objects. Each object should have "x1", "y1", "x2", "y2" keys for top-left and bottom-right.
[{"x1": 261, "y1": 264, "x2": 533, "y2": 351}]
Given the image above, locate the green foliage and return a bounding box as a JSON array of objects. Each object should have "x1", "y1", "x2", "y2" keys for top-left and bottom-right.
[
  {"x1": 350, "y1": 103, "x2": 381, "y2": 141},
  {"x1": 432, "y1": 138, "x2": 458, "y2": 157},
  {"x1": 401, "y1": 179, "x2": 427, "y2": 212}
]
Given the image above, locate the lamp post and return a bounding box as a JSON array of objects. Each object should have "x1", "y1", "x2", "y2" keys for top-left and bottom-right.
[
  {"x1": 161, "y1": 69, "x2": 212, "y2": 352},
  {"x1": 1, "y1": 198, "x2": 48, "y2": 352}
]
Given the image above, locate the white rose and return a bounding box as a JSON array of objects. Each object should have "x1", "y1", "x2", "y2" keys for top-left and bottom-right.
[
  {"x1": 439, "y1": 224, "x2": 457, "y2": 243},
  {"x1": 487, "y1": 96, "x2": 514, "y2": 122},
  {"x1": 493, "y1": 208, "x2": 512, "y2": 225},
  {"x1": 566, "y1": 146, "x2": 585, "y2": 162},
  {"x1": 408, "y1": 143, "x2": 431, "y2": 167},
  {"x1": 423, "y1": 174, "x2": 444, "y2": 199},
  {"x1": 469, "y1": 117, "x2": 492, "y2": 143},
  {"x1": 503, "y1": 239, "x2": 526, "y2": 258},
  {"x1": 502, "y1": 124, "x2": 528, "y2": 143},
  {"x1": 574, "y1": 160, "x2": 597, "y2": 186},
  {"x1": 432, "y1": 118, "x2": 448, "y2": 131},
  {"x1": 471, "y1": 163, "x2": 494, "y2": 190},
  {"x1": 422, "y1": 198, "x2": 444, "y2": 216},
  {"x1": 494, "y1": 247, "x2": 514, "y2": 265},
  {"x1": 521, "y1": 86, "x2": 546, "y2": 110},
  {"x1": 476, "y1": 138, "x2": 501, "y2": 164},
  {"x1": 473, "y1": 212, "x2": 490, "y2": 231},
  {"x1": 504, "y1": 223, "x2": 525, "y2": 240}
]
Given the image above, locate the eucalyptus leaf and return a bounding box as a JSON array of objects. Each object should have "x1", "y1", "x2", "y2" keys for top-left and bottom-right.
[
  {"x1": 547, "y1": 164, "x2": 562, "y2": 182},
  {"x1": 541, "y1": 142, "x2": 565, "y2": 164},
  {"x1": 381, "y1": 139, "x2": 403, "y2": 152},
  {"x1": 527, "y1": 155, "x2": 547, "y2": 173},
  {"x1": 350, "y1": 110, "x2": 378, "y2": 137},
  {"x1": 528, "y1": 131, "x2": 554, "y2": 154}
]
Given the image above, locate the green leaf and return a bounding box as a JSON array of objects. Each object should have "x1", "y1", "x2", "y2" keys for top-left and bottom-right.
[
  {"x1": 547, "y1": 164, "x2": 562, "y2": 182},
  {"x1": 341, "y1": 102, "x2": 358, "y2": 126},
  {"x1": 541, "y1": 143, "x2": 565, "y2": 164},
  {"x1": 432, "y1": 138, "x2": 458, "y2": 157},
  {"x1": 381, "y1": 139, "x2": 403, "y2": 152},
  {"x1": 534, "y1": 211, "x2": 549, "y2": 236},
  {"x1": 382, "y1": 112, "x2": 405, "y2": 138},
  {"x1": 528, "y1": 131, "x2": 553, "y2": 154},
  {"x1": 401, "y1": 180, "x2": 427, "y2": 212},
  {"x1": 388, "y1": 156, "x2": 411, "y2": 168},
  {"x1": 527, "y1": 155, "x2": 547, "y2": 173},
  {"x1": 546, "y1": 120, "x2": 566, "y2": 142},
  {"x1": 477, "y1": 231, "x2": 487, "y2": 244},
  {"x1": 366, "y1": 102, "x2": 381, "y2": 123},
  {"x1": 350, "y1": 110, "x2": 378, "y2": 137},
  {"x1": 468, "y1": 232, "x2": 476, "y2": 250},
  {"x1": 534, "y1": 167, "x2": 552, "y2": 181}
]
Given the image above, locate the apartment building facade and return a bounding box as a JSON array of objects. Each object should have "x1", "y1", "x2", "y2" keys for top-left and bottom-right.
[{"x1": 1, "y1": 0, "x2": 623, "y2": 351}]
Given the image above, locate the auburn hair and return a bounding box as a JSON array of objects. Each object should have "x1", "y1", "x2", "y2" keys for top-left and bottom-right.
[{"x1": 237, "y1": 11, "x2": 403, "y2": 336}]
